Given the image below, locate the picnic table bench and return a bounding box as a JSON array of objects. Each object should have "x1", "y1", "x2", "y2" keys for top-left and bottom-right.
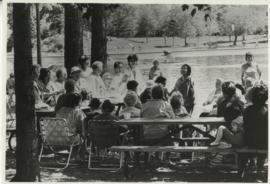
[{"x1": 109, "y1": 145, "x2": 267, "y2": 178}]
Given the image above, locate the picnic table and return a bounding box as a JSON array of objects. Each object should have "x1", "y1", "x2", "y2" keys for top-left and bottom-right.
[{"x1": 115, "y1": 117, "x2": 226, "y2": 145}]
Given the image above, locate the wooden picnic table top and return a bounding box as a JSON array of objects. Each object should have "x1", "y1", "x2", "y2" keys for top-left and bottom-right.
[{"x1": 115, "y1": 117, "x2": 226, "y2": 126}]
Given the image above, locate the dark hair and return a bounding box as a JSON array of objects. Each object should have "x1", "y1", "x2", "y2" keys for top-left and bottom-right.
[
  {"x1": 127, "y1": 80, "x2": 138, "y2": 91},
  {"x1": 127, "y1": 54, "x2": 138, "y2": 62},
  {"x1": 114, "y1": 61, "x2": 123, "y2": 69},
  {"x1": 252, "y1": 84, "x2": 268, "y2": 105},
  {"x1": 78, "y1": 55, "x2": 89, "y2": 67},
  {"x1": 181, "y1": 64, "x2": 191, "y2": 76},
  {"x1": 102, "y1": 100, "x2": 115, "y2": 113},
  {"x1": 151, "y1": 85, "x2": 164, "y2": 100},
  {"x1": 39, "y1": 68, "x2": 50, "y2": 83},
  {"x1": 245, "y1": 52, "x2": 253, "y2": 60},
  {"x1": 222, "y1": 81, "x2": 236, "y2": 98},
  {"x1": 65, "y1": 79, "x2": 75, "y2": 93},
  {"x1": 235, "y1": 83, "x2": 245, "y2": 95},
  {"x1": 170, "y1": 95, "x2": 181, "y2": 110},
  {"x1": 155, "y1": 76, "x2": 167, "y2": 86},
  {"x1": 89, "y1": 98, "x2": 101, "y2": 110},
  {"x1": 223, "y1": 103, "x2": 242, "y2": 122},
  {"x1": 65, "y1": 93, "x2": 82, "y2": 108}
]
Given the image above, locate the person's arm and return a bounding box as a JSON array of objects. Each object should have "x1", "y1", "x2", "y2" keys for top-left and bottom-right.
[
  {"x1": 149, "y1": 68, "x2": 153, "y2": 80},
  {"x1": 256, "y1": 64, "x2": 262, "y2": 79},
  {"x1": 241, "y1": 65, "x2": 245, "y2": 85},
  {"x1": 170, "y1": 78, "x2": 179, "y2": 96}
]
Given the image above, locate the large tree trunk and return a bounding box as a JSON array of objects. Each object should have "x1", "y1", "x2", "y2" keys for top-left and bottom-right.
[
  {"x1": 35, "y1": 4, "x2": 42, "y2": 66},
  {"x1": 233, "y1": 33, "x2": 238, "y2": 46},
  {"x1": 64, "y1": 4, "x2": 83, "y2": 75},
  {"x1": 91, "y1": 4, "x2": 107, "y2": 71},
  {"x1": 12, "y1": 3, "x2": 39, "y2": 182}
]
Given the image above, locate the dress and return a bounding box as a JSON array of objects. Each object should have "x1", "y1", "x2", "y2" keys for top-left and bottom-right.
[
  {"x1": 80, "y1": 67, "x2": 92, "y2": 80},
  {"x1": 173, "y1": 76, "x2": 195, "y2": 113}
]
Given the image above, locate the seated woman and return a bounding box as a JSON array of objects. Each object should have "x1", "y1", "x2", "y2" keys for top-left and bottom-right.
[
  {"x1": 56, "y1": 93, "x2": 86, "y2": 161},
  {"x1": 120, "y1": 92, "x2": 141, "y2": 118},
  {"x1": 210, "y1": 104, "x2": 244, "y2": 148},
  {"x1": 88, "y1": 61, "x2": 106, "y2": 98},
  {"x1": 56, "y1": 93, "x2": 86, "y2": 137},
  {"x1": 111, "y1": 61, "x2": 125, "y2": 90},
  {"x1": 55, "y1": 79, "x2": 75, "y2": 112},
  {"x1": 53, "y1": 68, "x2": 67, "y2": 92},
  {"x1": 142, "y1": 85, "x2": 175, "y2": 142},
  {"x1": 86, "y1": 98, "x2": 102, "y2": 120},
  {"x1": 242, "y1": 84, "x2": 268, "y2": 171},
  {"x1": 78, "y1": 55, "x2": 92, "y2": 80},
  {"x1": 170, "y1": 92, "x2": 188, "y2": 118},
  {"x1": 70, "y1": 66, "x2": 88, "y2": 94},
  {"x1": 217, "y1": 81, "x2": 244, "y2": 119},
  {"x1": 199, "y1": 78, "x2": 223, "y2": 117},
  {"x1": 37, "y1": 68, "x2": 62, "y2": 106}
]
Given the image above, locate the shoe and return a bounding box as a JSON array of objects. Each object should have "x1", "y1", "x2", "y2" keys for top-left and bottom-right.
[{"x1": 210, "y1": 142, "x2": 219, "y2": 146}]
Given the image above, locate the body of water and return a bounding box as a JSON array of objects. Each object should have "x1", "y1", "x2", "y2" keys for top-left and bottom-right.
[{"x1": 7, "y1": 49, "x2": 268, "y2": 107}]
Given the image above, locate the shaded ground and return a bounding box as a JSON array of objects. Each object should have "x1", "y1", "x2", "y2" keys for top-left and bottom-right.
[{"x1": 6, "y1": 149, "x2": 267, "y2": 182}]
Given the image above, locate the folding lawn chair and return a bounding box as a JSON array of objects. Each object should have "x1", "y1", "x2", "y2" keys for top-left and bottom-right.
[
  {"x1": 39, "y1": 117, "x2": 81, "y2": 170},
  {"x1": 86, "y1": 120, "x2": 128, "y2": 170}
]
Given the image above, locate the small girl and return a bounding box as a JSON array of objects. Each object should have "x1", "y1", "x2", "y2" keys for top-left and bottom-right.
[
  {"x1": 170, "y1": 92, "x2": 188, "y2": 118},
  {"x1": 210, "y1": 104, "x2": 244, "y2": 148}
]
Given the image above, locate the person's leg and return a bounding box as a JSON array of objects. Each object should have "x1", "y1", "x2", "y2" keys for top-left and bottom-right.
[
  {"x1": 257, "y1": 153, "x2": 267, "y2": 171},
  {"x1": 210, "y1": 126, "x2": 226, "y2": 146}
]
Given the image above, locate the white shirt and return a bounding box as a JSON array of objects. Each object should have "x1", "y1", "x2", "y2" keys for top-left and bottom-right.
[{"x1": 88, "y1": 74, "x2": 106, "y2": 98}]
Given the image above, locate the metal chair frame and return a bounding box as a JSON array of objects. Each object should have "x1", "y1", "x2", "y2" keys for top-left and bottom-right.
[{"x1": 39, "y1": 117, "x2": 80, "y2": 170}]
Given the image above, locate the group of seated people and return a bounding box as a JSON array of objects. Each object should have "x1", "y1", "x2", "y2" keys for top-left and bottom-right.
[{"x1": 6, "y1": 52, "x2": 267, "y2": 168}]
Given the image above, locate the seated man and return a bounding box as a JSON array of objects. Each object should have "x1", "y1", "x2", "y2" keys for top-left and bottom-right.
[{"x1": 142, "y1": 85, "x2": 175, "y2": 142}]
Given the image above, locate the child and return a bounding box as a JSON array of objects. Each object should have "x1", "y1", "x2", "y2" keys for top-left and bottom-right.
[
  {"x1": 210, "y1": 104, "x2": 244, "y2": 148},
  {"x1": 86, "y1": 98, "x2": 102, "y2": 120},
  {"x1": 170, "y1": 92, "x2": 188, "y2": 118},
  {"x1": 149, "y1": 60, "x2": 163, "y2": 80},
  {"x1": 92, "y1": 100, "x2": 128, "y2": 133},
  {"x1": 120, "y1": 92, "x2": 141, "y2": 118},
  {"x1": 125, "y1": 80, "x2": 142, "y2": 109}
]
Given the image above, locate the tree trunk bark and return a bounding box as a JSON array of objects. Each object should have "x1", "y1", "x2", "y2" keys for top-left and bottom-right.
[
  {"x1": 35, "y1": 4, "x2": 42, "y2": 66},
  {"x1": 91, "y1": 4, "x2": 107, "y2": 71},
  {"x1": 64, "y1": 4, "x2": 83, "y2": 75},
  {"x1": 12, "y1": 3, "x2": 39, "y2": 182},
  {"x1": 233, "y1": 33, "x2": 238, "y2": 46}
]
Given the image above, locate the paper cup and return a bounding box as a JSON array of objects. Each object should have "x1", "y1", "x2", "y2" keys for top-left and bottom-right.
[{"x1": 123, "y1": 113, "x2": 131, "y2": 119}]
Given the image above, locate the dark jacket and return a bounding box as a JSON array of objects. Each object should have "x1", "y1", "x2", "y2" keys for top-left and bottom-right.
[{"x1": 243, "y1": 104, "x2": 268, "y2": 149}]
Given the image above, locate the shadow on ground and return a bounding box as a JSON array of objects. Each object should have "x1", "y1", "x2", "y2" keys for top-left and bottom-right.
[{"x1": 6, "y1": 150, "x2": 267, "y2": 182}]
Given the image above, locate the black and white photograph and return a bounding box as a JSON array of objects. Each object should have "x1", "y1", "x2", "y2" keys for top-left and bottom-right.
[{"x1": 4, "y1": 2, "x2": 269, "y2": 182}]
